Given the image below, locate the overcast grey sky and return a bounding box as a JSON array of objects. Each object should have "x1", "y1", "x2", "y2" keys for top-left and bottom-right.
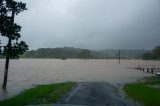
[{"x1": 13, "y1": 0, "x2": 160, "y2": 50}]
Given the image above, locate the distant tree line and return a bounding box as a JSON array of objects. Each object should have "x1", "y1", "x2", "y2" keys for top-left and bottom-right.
[
  {"x1": 0, "y1": 47, "x2": 152, "y2": 59},
  {"x1": 20, "y1": 47, "x2": 93, "y2": 59},
  {"x1": 142, "y1": 46, "x2": 160, "y2": 60},
  {"x1": 79, "y1": 49, "x2": 93, "y2": 59},
  {"x1": 12, "y1": 47, "x2": 151, "y2": 59}
]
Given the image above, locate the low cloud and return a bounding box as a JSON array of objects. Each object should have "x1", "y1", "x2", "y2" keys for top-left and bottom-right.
[{"x1": 13, "y1": 0, "x2": 160, "y2": 50}]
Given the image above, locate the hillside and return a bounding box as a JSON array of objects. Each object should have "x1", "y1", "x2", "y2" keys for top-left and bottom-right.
[{"x1": 19, "y1": 47, "x2": 151, "y2": 59}]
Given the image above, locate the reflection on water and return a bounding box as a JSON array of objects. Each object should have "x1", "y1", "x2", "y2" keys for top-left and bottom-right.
[{"x1": 0, "y1": 59, "x2": 159, "y2": 100}]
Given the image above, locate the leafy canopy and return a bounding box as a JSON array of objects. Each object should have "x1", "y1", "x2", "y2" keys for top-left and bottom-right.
[{"x1": 0, "y1": 0, "x2": 28, "y2": 57}]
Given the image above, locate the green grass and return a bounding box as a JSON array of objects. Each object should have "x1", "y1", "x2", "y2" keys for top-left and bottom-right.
[
  {"x1": 124, "y1": 77, "x2": 160, "y2": 106},
  {"x1": 143, "y1": 77, "x2": 160, "y2": 85},
  {"x1": 0, "y1": 82, "x2": 76, "y2": 106}
]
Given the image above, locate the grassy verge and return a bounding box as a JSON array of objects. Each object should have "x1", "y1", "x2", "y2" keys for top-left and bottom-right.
[
  {"x1": 124, "y1": 77, "x2": 160, "y2": 106},
  {"x1": 0, "y1": 82, "x2": 76, "y2": 106}
]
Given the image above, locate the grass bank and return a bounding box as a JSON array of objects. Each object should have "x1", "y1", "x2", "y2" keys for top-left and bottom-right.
[
  {"x1": 0, "y1": 82, "x2": 76, "y2": 106},
  {"x1": 124, "y1": 77, "x2": 160, "y2": 106}
]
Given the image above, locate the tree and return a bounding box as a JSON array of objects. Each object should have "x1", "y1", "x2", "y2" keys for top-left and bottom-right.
[
  {"x1": 153, "y1": 46, "x2": 160, "y2": 59},
  {"x1": 142, "y1": 53, "x2": 155, "y2": 60},
  {"x1": 142, "y1": 46, "x2": 160, "y2": 60},
  {"x1": 79, "y1": 49, "x2": 93, "y2": 59},
  {"x1": 0, "y1": 0, "x2": 28, "y2": 89}
]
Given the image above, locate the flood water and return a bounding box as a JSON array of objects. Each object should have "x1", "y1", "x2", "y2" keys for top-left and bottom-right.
[{"x1": 0, "y1": 59, "x2": 159, "y2": 100}]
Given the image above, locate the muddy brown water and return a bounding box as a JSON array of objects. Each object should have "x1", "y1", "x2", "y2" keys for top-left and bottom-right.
[{"x1": 0, "y1": 59, "x2": 159, "y2": 100}]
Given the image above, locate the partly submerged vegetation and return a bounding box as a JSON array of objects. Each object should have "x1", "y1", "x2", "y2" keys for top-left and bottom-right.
[
  {"x1": 124, "y1": 77, "x2": 160, "y2": 106},
  {"x1": 143, "y1": 46, "x2": 160, "y2": 60},
  {"x1": 0, "y1": 82, "x2": 76, "y2": 106}
]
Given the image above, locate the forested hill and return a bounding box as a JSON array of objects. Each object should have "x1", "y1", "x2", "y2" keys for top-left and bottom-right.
[
  {"x1": 18, "y1": 47, "x2": 151, "y2": 59},
  {"x1": 21, "y1": 47, "x2": 83, "y2": 59}
]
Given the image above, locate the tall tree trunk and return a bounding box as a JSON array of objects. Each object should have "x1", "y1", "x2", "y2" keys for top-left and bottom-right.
[
  {"x1": 2, "y1": 7, "x2": 15, "y2": 90},
  {"x1": 2, "y1": 45, "x2": 10, "y2": 90}
]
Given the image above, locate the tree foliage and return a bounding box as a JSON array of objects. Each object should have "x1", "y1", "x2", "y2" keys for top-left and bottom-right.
[
  {"x1": 0, "y1": 0, "x2": 28, "y2": 58},
  {"x1": 143, "y1": 46, "x2": 160, "y2": 60},
  {"x1": 153, "y1": 46, "x2": 160, "y2": 58},
  {"x1": 79, "y1": 49, "x2": 93, "y2": 59}
]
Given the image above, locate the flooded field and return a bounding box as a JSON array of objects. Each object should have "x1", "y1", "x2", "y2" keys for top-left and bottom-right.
[{"x1": 0, "y1": 59, "x2": 159, "y2": 100}]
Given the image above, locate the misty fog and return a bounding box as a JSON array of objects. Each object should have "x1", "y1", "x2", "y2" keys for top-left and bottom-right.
[{"x1": 14, "y1": 0, "x2": 160, "y2": 50}]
